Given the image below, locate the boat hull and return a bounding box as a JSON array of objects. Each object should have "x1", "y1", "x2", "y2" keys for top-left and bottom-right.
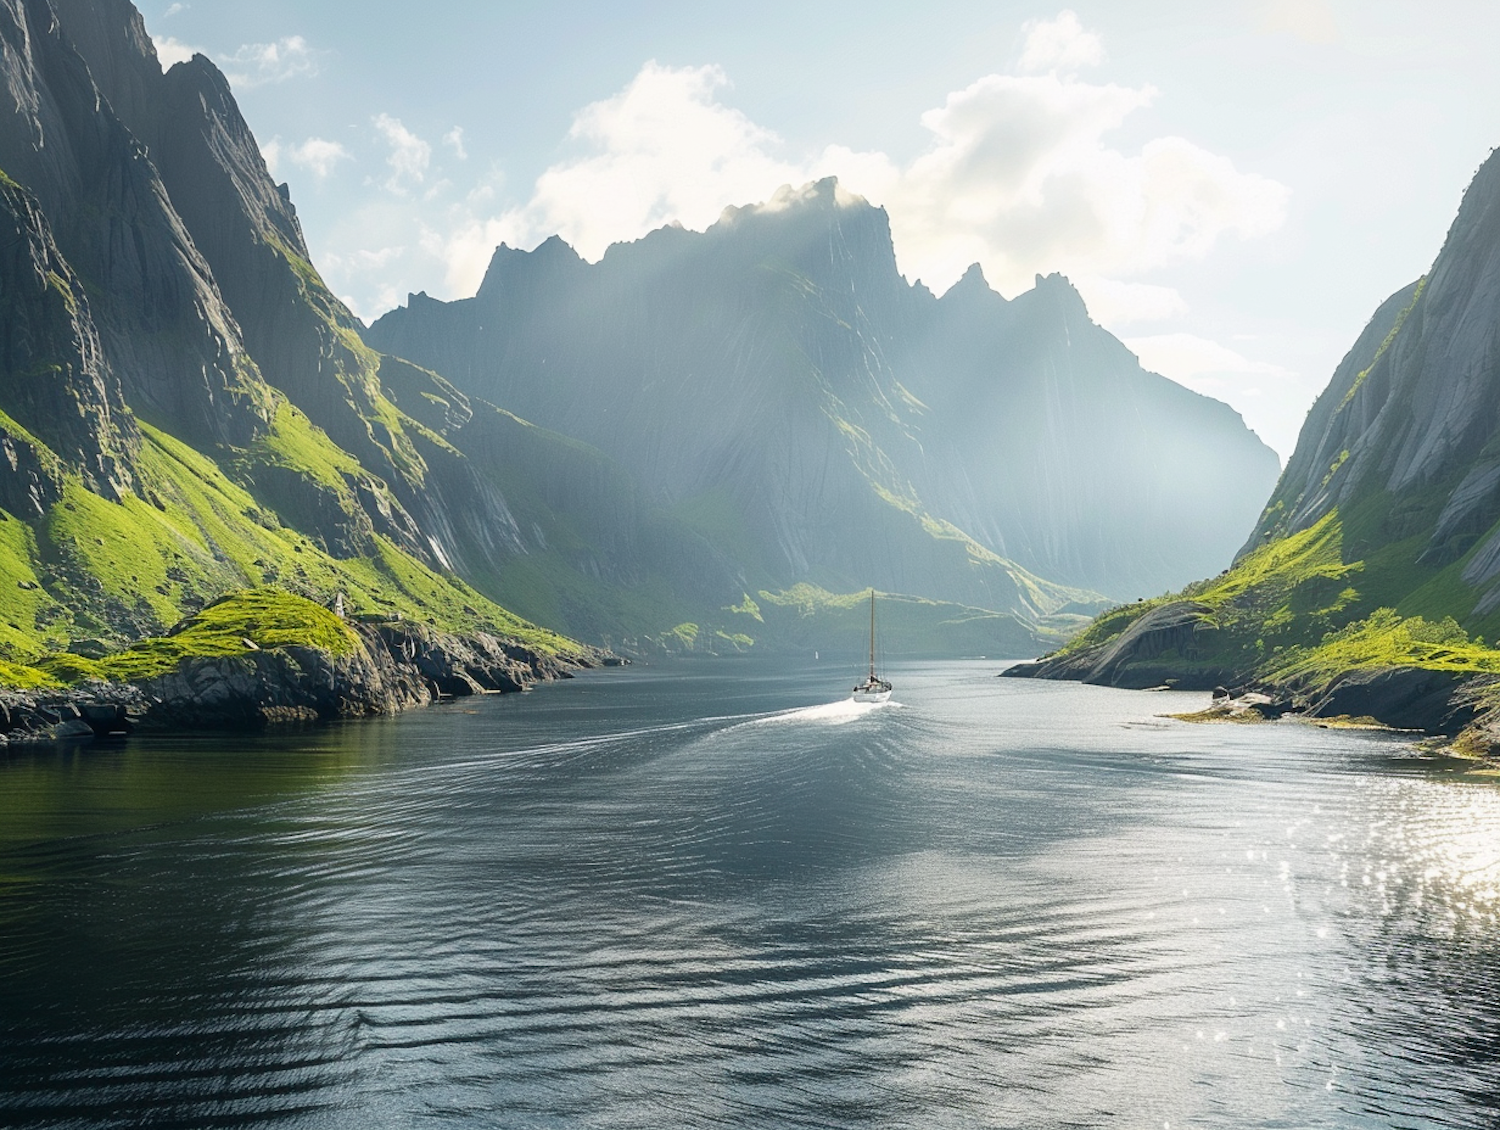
[{"x1": 852, "y1": 686, "x2": 892, "y2": 704}]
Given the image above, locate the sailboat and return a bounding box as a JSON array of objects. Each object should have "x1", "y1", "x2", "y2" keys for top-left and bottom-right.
[{"x1": 851, "y1": 589, "x2": 893, "y2": 703}]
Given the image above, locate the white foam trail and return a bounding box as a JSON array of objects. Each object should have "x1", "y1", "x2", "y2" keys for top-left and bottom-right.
[{"x1": 751, "y1": 697, "x2": 901, "y2": 727}]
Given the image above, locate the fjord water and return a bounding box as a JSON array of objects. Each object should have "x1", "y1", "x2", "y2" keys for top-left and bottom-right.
[{"x1": 2, "y1": 662, "x2": 1498, "y2": 1128}]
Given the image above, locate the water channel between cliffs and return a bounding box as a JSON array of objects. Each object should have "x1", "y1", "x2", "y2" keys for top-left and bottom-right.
[{"x1": 1, "y1": 658, "x2": 1497, "y2": 1128}]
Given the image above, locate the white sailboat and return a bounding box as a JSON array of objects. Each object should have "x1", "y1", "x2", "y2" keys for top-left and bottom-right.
[{"x1": 851, "y1": 589, "x2": 893, "y2": 703}]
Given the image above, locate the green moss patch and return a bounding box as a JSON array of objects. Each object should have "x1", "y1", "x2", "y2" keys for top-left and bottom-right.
[
  {"x1": 38, "y1": 588, "x2": 358, "y2": 684},
  {"x1": 1265, "y1": 608, "x2": 1500, "y2": 692}
]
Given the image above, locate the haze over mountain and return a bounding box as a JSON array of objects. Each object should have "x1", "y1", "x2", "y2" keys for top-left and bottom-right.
[
  {"x1": 0, "y1": 0, "x2": 1280, "y2": 670},
  {"x1": 369, "y1": 182, "x2": 1279, "y2": 612}
]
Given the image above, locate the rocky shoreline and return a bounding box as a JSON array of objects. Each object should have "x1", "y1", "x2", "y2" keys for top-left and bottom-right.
[
  {"x1": 1004, "y1": 630, "x2": 1500, "y2": 756},
  {"x1": 0, "y1": 622, "x2": 619, "y2": 748}
]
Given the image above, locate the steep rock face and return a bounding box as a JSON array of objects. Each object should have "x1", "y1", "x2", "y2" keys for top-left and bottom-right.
[
  {"x1": 0, "y1": 0, "x2": 608, "y2": 670},
  {"x1": 44, "y1": 1, "x2": 433, "y2": 562},
  {"x1": 1244, "y1": 148, "x2": 1500, "y2": 617},
  {"x1": 902, "y1": 270, "x2": 1277, "y2": 598},
  {"x1": 1006, "y1": 146, "x2": 1500, "y2": 756},
  {"x1": 114, "y1": 44, "x2": 549, "y2": 577},
  {"x1": 0, "y1": 0, "x2": 269, "y2": 448},
  {"x1": 369, "y1": 180, "x2": 1279, "y2": 606},
  {"x1": 0, "y1": 174, "x2": 136, "y2": 509},
  {"x1": 36, "y1": 0, "x2": 589, "y2": 594}
]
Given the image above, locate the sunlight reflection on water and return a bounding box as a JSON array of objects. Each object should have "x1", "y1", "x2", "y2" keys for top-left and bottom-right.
[{"x1": 1, "y1": 661, "x2": 1499, "y2": 1128}]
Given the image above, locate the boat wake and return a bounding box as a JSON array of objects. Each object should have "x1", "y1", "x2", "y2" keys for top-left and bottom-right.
[{"x1": 752, "y1": 697, "x2": 901, "y2": 727}]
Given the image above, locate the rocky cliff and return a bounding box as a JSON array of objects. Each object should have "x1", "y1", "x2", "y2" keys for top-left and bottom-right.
[
  {"x1": 1007, "y1": 147, "x2": 1500, "y2": 755},
  {"x1": 0, "y1": 0, "x2": 596, "y2": 699}
]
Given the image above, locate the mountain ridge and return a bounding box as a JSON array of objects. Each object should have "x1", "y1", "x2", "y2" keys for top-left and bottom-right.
[{"x1": 369, "y1": 177, "x2": 1279, "y2": 619}]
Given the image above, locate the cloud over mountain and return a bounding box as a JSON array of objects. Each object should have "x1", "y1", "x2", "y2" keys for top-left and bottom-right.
[{"x1": 428, "y1": 20, "x2": 1286, "y2": 319}]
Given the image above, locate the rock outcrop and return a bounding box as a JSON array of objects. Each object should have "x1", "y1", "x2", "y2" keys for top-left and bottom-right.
[
  {"x1": 0, "y1": 619, "x2": 602, "y2": 740},
  {"x1": 1006, "y1": 601, "x2": 1231, "y2": 689},
  {"x1": 134, "y1": 622, "x2": 590, "y2": 730}
]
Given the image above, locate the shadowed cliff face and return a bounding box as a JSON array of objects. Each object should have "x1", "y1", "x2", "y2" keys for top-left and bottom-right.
[
  {"x1": 48, "y1": 0, "x2": 470, "y2": 571},
  {"x1": 900, "y1": 269, "x2": 1281, "y2": 599},
  {"x1": 0, "y1": 0, "x2": 270, "y2": 448},
  {"x1": 0, "y1": 174, "x2": 136, "y2": 511},
  {"x1": 1008, "y1": 146, "x2": 1500, "y2": 755},
  {"x1": 367, "y1": 181, "x2": 1280, "y2": 604}
]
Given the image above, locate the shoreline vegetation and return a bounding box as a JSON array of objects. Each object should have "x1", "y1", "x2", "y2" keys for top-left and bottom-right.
[
  {"x1": 1004, "y1": 586, "x2": 1500, "y2": 765},
  {"x1": 0, "y1": 587, "x2": 615, "y2": 747}
]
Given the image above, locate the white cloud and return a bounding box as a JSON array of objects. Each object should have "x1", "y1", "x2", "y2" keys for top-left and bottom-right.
[
  {"x1": 374, "y1": 113, "x2": 432, "y2": 193},
  {"x1": 263, "y1": 137, "x2": 351, "y2": 181},
  {"x1": 466, "y1": 62, "x2": 807, "y2": 275},
  {"x1": 444, "y1": 127, "x2": 468, "y2": 160},
  {"x1": 223, "y1": 35, "x2": 319, "y2": 89},
  {"x1": 1126, "y1": 332, "x2": 1291, "y2": 382},
  {"x1": 448, "y1": 52, "x2": 1287, "y2": 305},
  {"x1": 1019, "y1": 10, "x2": 1105, "y2": 74},
  {"x1": 152, "y1": 34, "x2": 197, "y2": 68},
  {"x1": 874, "y1": 73, "x2": 1289, "y2": 296},
  {"x1": 163, "y1": 3, "x2": 187, "y2": 17}
]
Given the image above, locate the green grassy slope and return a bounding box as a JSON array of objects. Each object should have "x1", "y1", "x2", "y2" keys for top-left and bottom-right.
[
  {"x1": 0, "y1": 415, "x2": 582, "y2": 686},
  {"x1": 1049, "y1": 500, "x2": 1500, "y2": 703}
]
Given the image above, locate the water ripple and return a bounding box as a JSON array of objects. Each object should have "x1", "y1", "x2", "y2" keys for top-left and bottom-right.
[{"x1": 3, "y1": 663, "x2": 1500, "y2": 1127}]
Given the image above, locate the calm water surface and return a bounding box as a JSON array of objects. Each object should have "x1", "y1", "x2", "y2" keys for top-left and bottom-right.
[{"x1": 2, "y1": 660, "x2": 1499, "y2": 1127}]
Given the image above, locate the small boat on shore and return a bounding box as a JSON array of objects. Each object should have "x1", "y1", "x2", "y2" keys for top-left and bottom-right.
[{"x1": 852, "y1": 589, "x2": 893, "y2": 703}]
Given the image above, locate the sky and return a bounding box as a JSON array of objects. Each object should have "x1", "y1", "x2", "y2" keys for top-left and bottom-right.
[{"x1": 141, "y1": 0, "x2": 1500, "y2": 461}]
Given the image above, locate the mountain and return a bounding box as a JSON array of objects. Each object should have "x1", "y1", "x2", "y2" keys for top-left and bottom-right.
[
  {"x1": 0, "y1": 0, "x2": 1282, "y2": 683},
  {"x1": 0, "y1": 0, "x2": 598, "y2": 689},
  {"x1": 367, "y1": 180, "x2": 1279, "y2": 630},
  {"x1": 1008, "y1": 147, "x2": 1500, "y2": 753}
]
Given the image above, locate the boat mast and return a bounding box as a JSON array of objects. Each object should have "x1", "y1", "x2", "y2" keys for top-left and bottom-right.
[{"x1": 869, "y1": 589, "x2": 876, "y2": 680}]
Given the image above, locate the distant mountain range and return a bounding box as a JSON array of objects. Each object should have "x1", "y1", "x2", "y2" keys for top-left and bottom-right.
[
  {"x1": 0, "y1": 0, "x2": 1280, "y2": 672},
  {"x1": 367, "y1": 181, "x2": 1279, "y2": 647}
]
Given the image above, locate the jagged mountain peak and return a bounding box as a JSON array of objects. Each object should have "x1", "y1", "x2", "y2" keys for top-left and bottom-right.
[
  {"x1": 940, "y1": 261, "x2": 999, "y2": 300},
  {"x1": 715, "y1": 175, "x2": 871, "y2": 223},
  {"x1": 710, "y1": 176, "x2": 888, "y2": 238},
  {"x1": 1024, "y1": 271, "x2": 1091, "y2": 321},
  {"x1": 475, "y1": 235, "x2": 588, "y2": 305},
  {"x1": 532, "y1": 233, "x2": 583, "y2": 259}
]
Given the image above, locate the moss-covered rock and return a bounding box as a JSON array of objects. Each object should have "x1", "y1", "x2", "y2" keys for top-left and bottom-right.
[{"x1": 0, "y1": 587, "x2": 602, "y2": 733}]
